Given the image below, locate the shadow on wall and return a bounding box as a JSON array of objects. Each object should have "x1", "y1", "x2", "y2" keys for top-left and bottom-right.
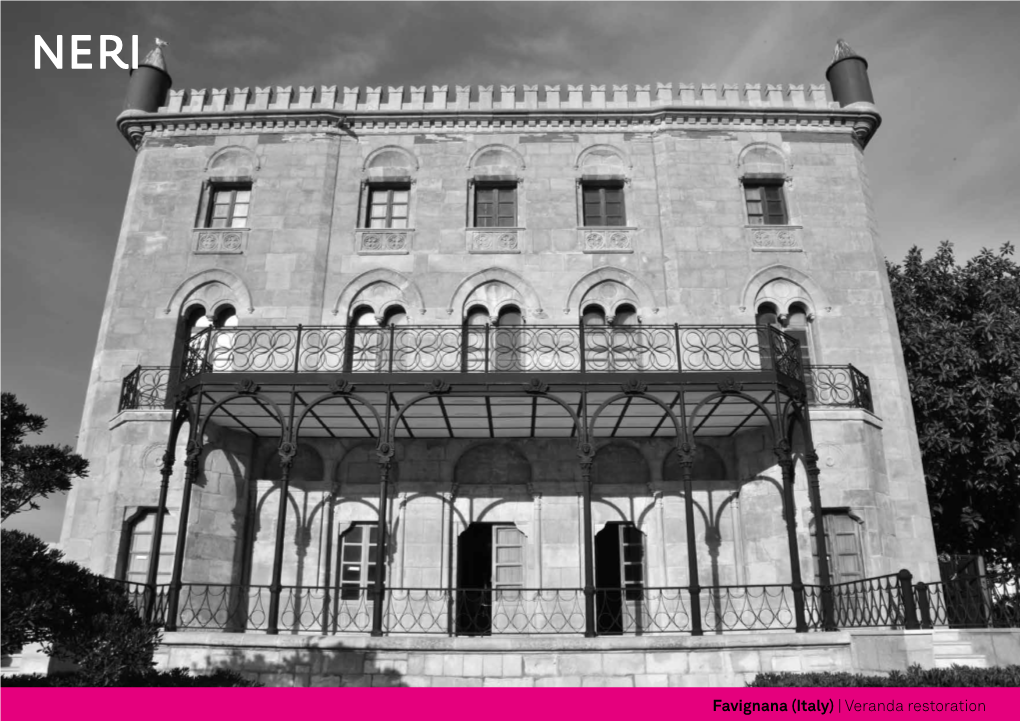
[{"x1": 198, "y1": 646, "x2": 408, "y2": 687}]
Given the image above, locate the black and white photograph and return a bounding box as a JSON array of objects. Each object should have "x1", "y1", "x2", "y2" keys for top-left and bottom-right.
[{"x1": 2, "y1": 1, "x2": 1018, "y2": 690}]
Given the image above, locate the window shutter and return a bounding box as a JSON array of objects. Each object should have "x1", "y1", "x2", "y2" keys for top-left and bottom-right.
[
  {"x1": 619, "y1": 525, "x2": 644, "y2": 599},
  {"x1": 475, "y1": 186, "x2": 496, "y2": 227},
  {"x1": 583, "y1": 187, "x2": 604, "y2": 226},
  {"x1": 492, "y1": 525, "x2": 524, "y2": 589},
  {"x1": 604, "y1": 187, "x2": 625, "y2": 226}
]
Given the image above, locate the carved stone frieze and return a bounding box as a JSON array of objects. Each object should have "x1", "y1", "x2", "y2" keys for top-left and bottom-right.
[
  {"x1": 468, "y1": 228, "x2": 521, "y2": 254},
  {"x1": 356, "y1": 229, "x2": 412, "y2": 254},
  {"x1": 580, "y1": 227, "x2": 635, "y2": 253},
  {"x1": 747, "y1": 225, "x2": 803, "y2": 252},
  {"x1": 194, "y1": 229, "x2": 247, "y2": 254}
]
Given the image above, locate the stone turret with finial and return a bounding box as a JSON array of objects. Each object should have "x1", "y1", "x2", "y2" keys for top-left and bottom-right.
[{"x1": 124, "y1": 38, "x2": 172, "y2": 113}]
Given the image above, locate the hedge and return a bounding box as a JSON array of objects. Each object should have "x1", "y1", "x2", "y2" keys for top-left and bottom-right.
[
  {"x1": 749, "y1": 664, "x2": 1020, "y2": 687},
  {"x1": 1, "y1": 668, "x2": 261, "y2": 687}
]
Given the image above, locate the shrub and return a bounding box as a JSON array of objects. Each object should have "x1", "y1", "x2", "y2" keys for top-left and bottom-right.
[
  {"x1": 749, "y1": 664, "x2": 1020, "y2": 687},
  {"x1": 1, "y1": 528, "x2": 162, "y2": 684},
  {"x1": 1, "y1": 668, "x2": 261, "y2": 687}
]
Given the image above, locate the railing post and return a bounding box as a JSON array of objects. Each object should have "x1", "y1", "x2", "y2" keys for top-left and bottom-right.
[
  {"x1": 267, "y1": 442, "x2": 297, "y2": 635},
  {"x1": 202, "y1": 326, "x2": 214, "y2": 374},
  {"x1": 578, "y1": 319, "x2": 586, "y2": 374},
  {"x1": 678, "y1": 443, "x2": 703, "y2": 636},
  {"x1": 460, "y1": 324, "x2": 468, "y2": 373},
  {"x1": 673, "y1": 324, "x2": 682, "y2": 373},
  {"x1": 484, "y1": 323, "x2": 490, "y2": 373},
  {"x1": 371, "y1": 456, "x2": 392, "y2": 636},
  {"x1": 578, "y1": 450, "x2": 597, "y2": 638},
  {"x1": 899, "y1": 569, "x2": 920, "y2": 630},
  {"x1": 388, "y1": 324, "x2": 396, "y2": 372},
  {"x1": 293, "y1": 324, "x2": 303, "y2": 373},
  {"x1": 777, "y1": 451, "x2": 808, "y2": 633},
  {"x1": 915, "y1": 582, "x2": 933, "y2": 629}
]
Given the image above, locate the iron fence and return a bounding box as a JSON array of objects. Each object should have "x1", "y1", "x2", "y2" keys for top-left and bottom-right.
[
  {"x1": 121, "y1": 572, "x2": 1020, "y2": 637},
  {"x1": 118, "y1": 366, "x2": 172, "y2": 411},
  {"x1": 177, "y1": 324, "x2": 805, "y2": 381},
  {"x1": 917, "y1": 574, "x2": 1020, "y2": 629},
  {"x1": 806, "y1": 364, "x2": 874, "y2": 412}
]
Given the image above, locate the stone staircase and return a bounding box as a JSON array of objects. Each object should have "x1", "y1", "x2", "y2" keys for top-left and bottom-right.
[{"x1": 932, "y1": 630, "x2": 988, "y2": 668}]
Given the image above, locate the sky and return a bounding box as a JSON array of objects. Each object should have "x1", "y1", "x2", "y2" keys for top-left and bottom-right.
[{"x1": 2, "y1": 1, "x2": 1018, "y2": 542}]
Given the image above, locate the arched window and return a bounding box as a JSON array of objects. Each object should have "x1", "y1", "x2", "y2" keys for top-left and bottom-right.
[
  {"x1": 582, "y1": 304, "x2": 607, "y2": 327},
  {"x1": 612, "y1": 303, "x2": 638, "y2": 327},
  {"x1": 169, "y1": 305, "x2": 209, "y2": 398},
  {"x1": 493, "y1": 304, "x2": 524, "y2": 371},
  {"x1": 118, "y1": 509, "x2": 176, "y2": 585},
  {"x1": 462, "y1": 304, "x2": 490, "y2": 372}
]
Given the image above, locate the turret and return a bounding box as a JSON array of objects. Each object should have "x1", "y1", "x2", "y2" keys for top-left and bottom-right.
[
  {"x1": 825, "y1": 39, "x2": 874, "y2": 107},
  {"x1": 124, "y1": 38, "x2": 172, "y2": 113}
]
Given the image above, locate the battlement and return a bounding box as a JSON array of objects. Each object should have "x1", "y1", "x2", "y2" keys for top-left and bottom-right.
[{"x1": 158, "y1": 82, "x2": 838, "y2": 115}]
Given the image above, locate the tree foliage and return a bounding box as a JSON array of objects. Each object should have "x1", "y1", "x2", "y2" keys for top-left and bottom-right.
[
  {"x1": 887, "y1": 242, "x2": 1020, "y2": 571},
  {"x1": 1, "y1": 392, "x2": 89, "y2": 521},
  {"x1": 1, "y1": 529, "x2": 161, "y2": 685}
]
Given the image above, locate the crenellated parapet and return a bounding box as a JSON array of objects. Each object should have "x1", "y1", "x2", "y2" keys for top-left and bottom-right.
[
  {"x1": 157, "y1": 82, "x2": 836, "y2": 114},
  {"x1": 116, "y1": 80, "x2": 881, "y2": 150}
]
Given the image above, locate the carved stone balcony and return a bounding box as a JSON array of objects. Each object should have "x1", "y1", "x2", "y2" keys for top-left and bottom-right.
[
  {"x1": 579, "y1": 227, "x2": 636, "y2": 253},
  {"x1": 193, "y1": 228, "x2": 248, "y2": 254},
  {"x1": 355, "y1": 228, "x2": 412, "y2": 255},
  {"x1": 467, "y1": 228, "x2": 523, "y2": 254},
  {"x1": 746, "y1": 225, "x2": 803, "y2": 252}
]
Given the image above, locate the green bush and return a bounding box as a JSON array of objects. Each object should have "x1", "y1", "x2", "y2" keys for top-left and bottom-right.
[
  {"x1": 1, "y1": 528, "x2": 162, "y2": 684},
  {"x1": 1, "y1": 668, "x2": 261, "y2": 687},
  {"x1": 749, "y1": 664, "x2": 1020, "y2": 687}
]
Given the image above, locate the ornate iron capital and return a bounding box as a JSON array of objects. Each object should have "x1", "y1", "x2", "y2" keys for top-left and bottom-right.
[
  {"x1": 774, "y1": 438, "x2": 793, "y2": 461},
  {"x1": 717, "y1": 377, "x2": 743, "y2": 393},
  {"x1": 328, "y1": 378, "x2": 353, "y2": 395},
  {"x1": 159, "y1": 450, "x2": 176, "y2": 476},
  {"x1": 620, "y1": 378, "x2": 647, "y2": 395},
  {"x1": 376, "y1": 441, "x2": 395, "y2": 464},
  {"x1": 522, "y1": 378, "x2": 548, "y2": 394},
  {"x1": 233, "y1": 378, "x2": 260, "y2": 395},
  {"x1": 676, "y1": 440, "x2": 696, "y2": 467},
  {"x1": 426, "y1": 378, "x2": 451, "y2": 395},
  {"x1": 278, "y1": 441, "x2": 298, "y2": 467}
]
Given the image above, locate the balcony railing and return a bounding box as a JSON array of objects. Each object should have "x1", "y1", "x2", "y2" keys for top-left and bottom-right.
[
  {"x1": 177, "y1": 324, "x2": 804, "y2": 380},
  {"x1": 805, "y1": 364, "x2": 874, "y2": 412},
  {"x1": 115, "y1": 571, "x2": 1020, "y2": 637},
  {"x1": 118, "y1": 366, "x2": 172, "y2": 412}
]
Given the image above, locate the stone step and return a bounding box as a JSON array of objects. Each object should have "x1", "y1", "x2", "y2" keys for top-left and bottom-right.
[
  {"x1": 933, "y1": 642, "x2": 976, "y2": 655},
  {"x1": 935, "y1": 655, "x2": 988, "y2": 669}
]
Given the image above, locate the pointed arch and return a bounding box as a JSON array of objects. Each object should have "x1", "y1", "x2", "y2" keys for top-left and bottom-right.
[
  {"x1": 332, "y1": 269, "x2": 426, "y2": 318},
  {"x1": 738, "y1": 264, "x2": 830, "y2": 314},
  {"x1": 565, "y1": 267, "x2": 658, "y2": 317},
  {"x1": 164, "y1": 268, "x2": 254, "y2": 317},
  {"x1": 446, "y1": 267, "x2": 544, "y2": 317}
]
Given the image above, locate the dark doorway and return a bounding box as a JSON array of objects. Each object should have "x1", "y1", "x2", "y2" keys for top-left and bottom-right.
[
  {"x1": 456, "y1": 523, "x2": 493, "y2": 635},
  {"x1": 595, "y1": 523, "x2": 644, "y2": 635},
  {"x1": 456, "y1": 523, "x2": 525, "y2": 635}
]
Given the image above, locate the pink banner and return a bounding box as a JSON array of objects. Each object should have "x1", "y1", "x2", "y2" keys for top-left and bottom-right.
[{"x1": 3, "y1": 688, "x2": 1018, "y2": 720}]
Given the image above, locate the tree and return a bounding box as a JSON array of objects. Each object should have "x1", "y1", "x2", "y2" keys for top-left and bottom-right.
[
  {"x1": 887, "y1": 242, "x2": 1020, "y2": 572},
  {"x1": 1, "y1": 392, "x2": 89, "y2": 521},
  {"x1": 1, "y1": 528, "x2": 161, "y2": 684},
  {"x1": 1, "y1": 394, "x2": 160, "y2": 684}
]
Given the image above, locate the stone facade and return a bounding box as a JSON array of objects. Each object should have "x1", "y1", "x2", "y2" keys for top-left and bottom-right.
[{"x1": 59, "y1": 52, "x2": 942, "y2": 683}]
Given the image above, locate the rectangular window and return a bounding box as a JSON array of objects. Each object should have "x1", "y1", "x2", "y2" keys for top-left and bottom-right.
[
  {"x1": 205, "y1": 185, "x2": 251, "y2": 229},
  {"x1": 367, "y1": 186, "x2": 410, "y2": 229},
  {"x1": 338, "y1": 523, "x2": 378, "y2": 600},
  {"x1": 582, "y1": 183, "x2": 625, "y2": 226},
  {"x1": 474, "y1": 184, "x2": 517, "y2": 227},
  {"x1": 744, "y1": 183, "x2": 787, "y2": 225},
  {"x1": 123, "y1": 511, "x2": 176, "y2": 585}
]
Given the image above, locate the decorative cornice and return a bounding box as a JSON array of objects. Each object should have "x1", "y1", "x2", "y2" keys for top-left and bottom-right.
[{"x1": 116, "y1": 98, "x2": 881, "y2": 150}]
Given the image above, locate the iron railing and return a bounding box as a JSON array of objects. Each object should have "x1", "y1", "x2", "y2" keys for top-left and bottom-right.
[
  {"x1": 121, "y1": 572, "x2": 1020, "y2": 636},
  {"x1": 118, "y1": 366, "x2": 172, "y2": 411},
  {"x1": 177, "y1": 324, "x2": 804, "y2": 381},
  {"x1": 916, "y1": 574, "x2": 1020, "y2": 629},
  {"x1": 805, "y1": 364, "x2": 874, "y2": 412}
]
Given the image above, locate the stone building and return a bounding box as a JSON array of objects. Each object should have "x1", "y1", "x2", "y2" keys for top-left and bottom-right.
[{"x1": 57, "y1": 41, "x2": 958, "y2": 684}]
